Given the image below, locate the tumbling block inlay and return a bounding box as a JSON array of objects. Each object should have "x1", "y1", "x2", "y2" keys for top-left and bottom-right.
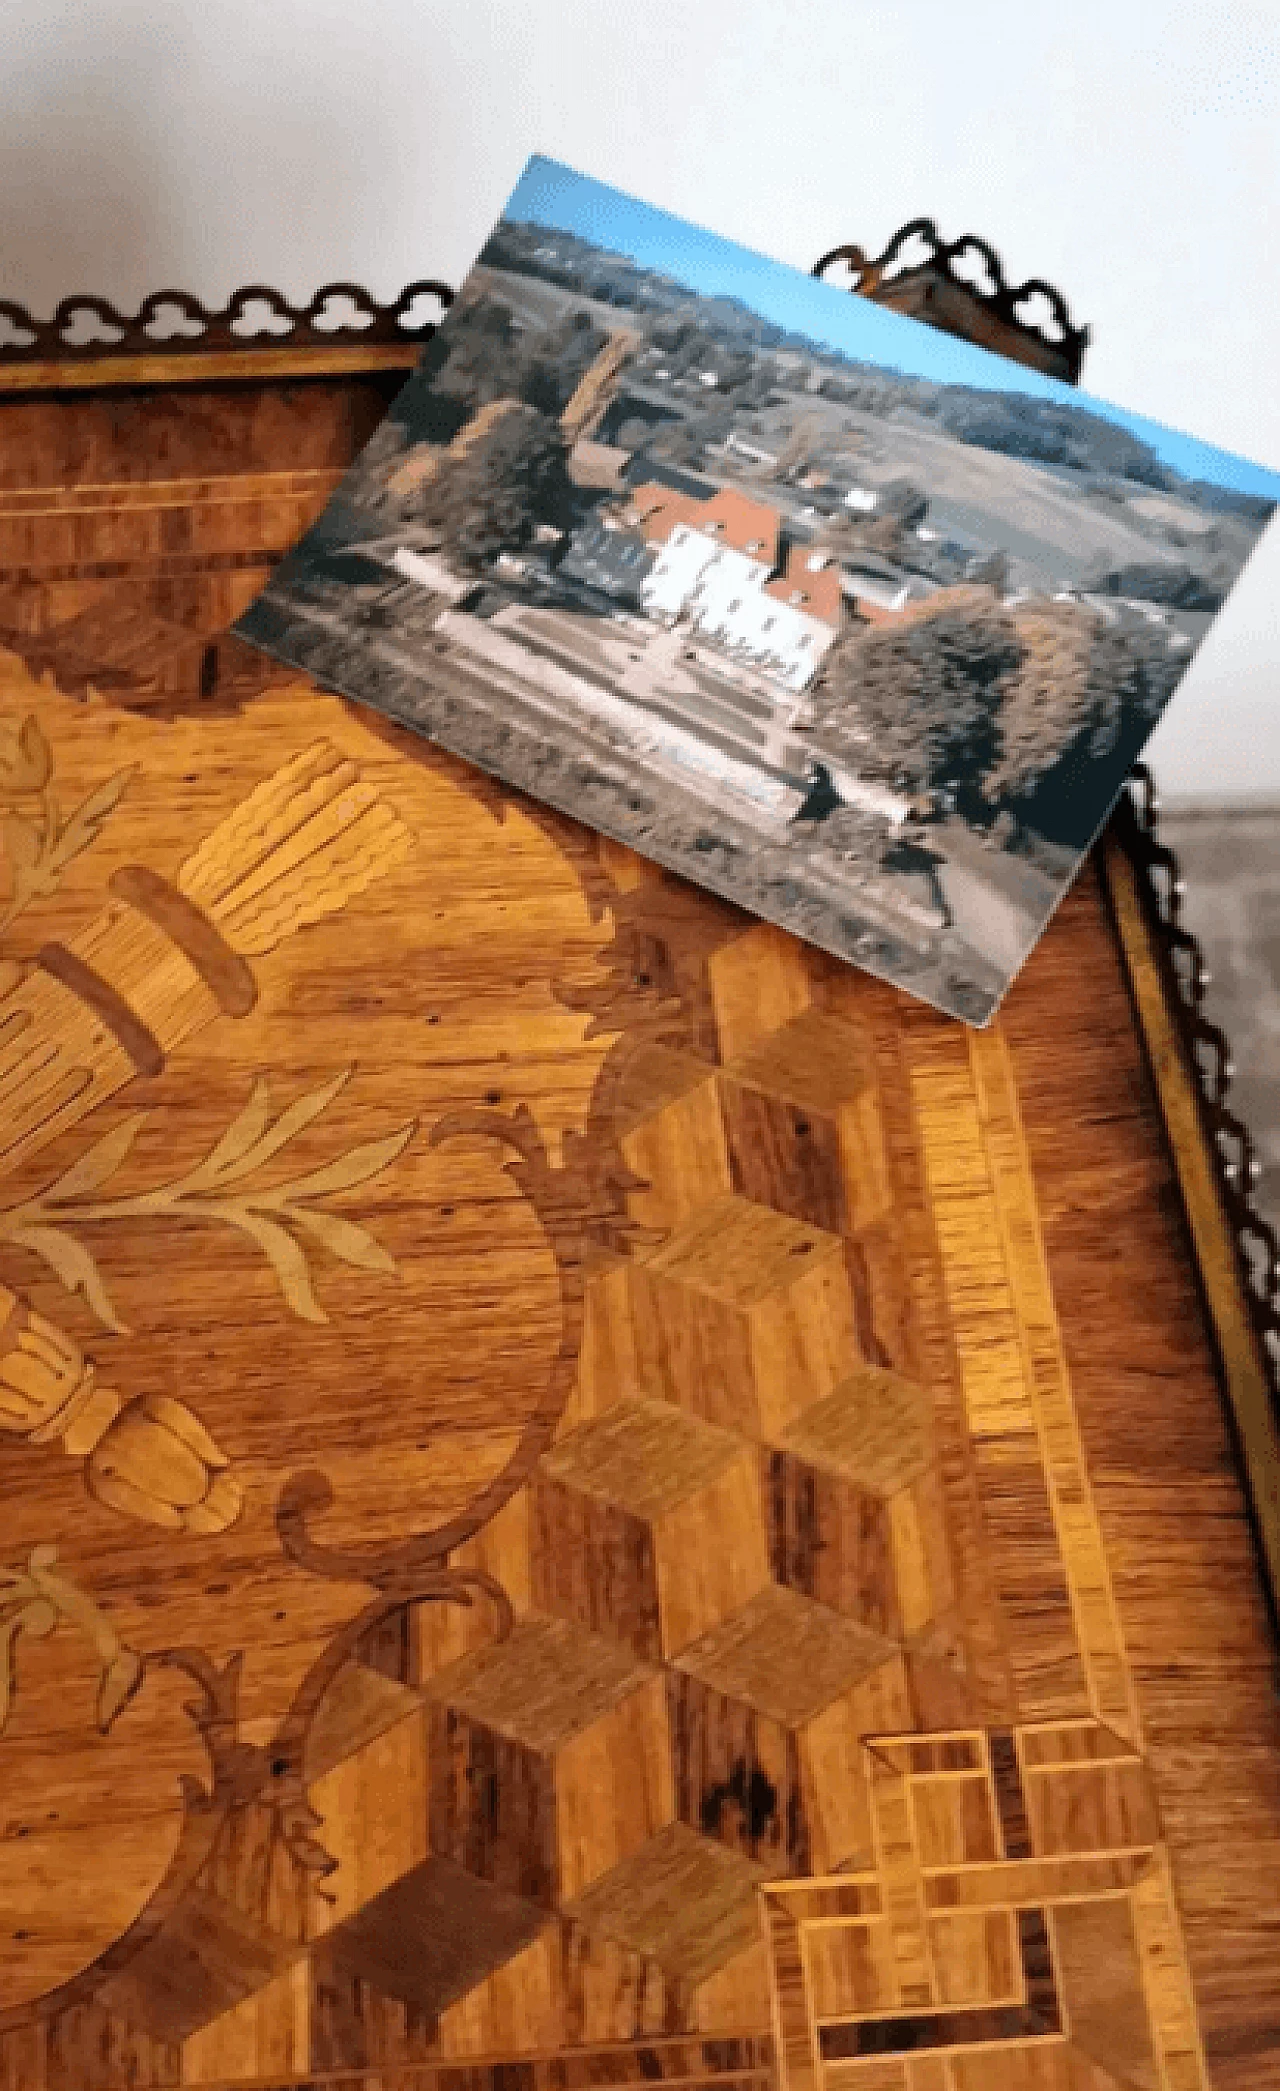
[
  {"x1": 567, "y1": 1820, "x2": 764, "y2": 1989},
  {"x1": 627, "y1": 1193, "x2": 857, "y2": 1439},
  {"x1": 180, "y1": 1962, "x2": 311, "y2": 2086},
  {"x1": 719, "y1": 1009, "x2": 893, "y2": 1236},
  {"x1": 558, "y1": 1260, "x2": 643, "y2": 1439},
  {"x1": 769, "y1": 1367, "x2": 954, "y2": 1638},
  {"x1": 434, "y1": 1928, "x2": 563, "y2": 2059},
  {"x1": 425, "y1": 1614, "x2": 674, "y2": 1906},
  {"x1": 781, "y1": 1367, "x2": 933, "y2": 1499},
  {"x1": 532, "y1": 1396, "x2": 770, "y2": 1659},
  {"x1": 672, "y1": 1584, "x2": 911, "y2": 1875},
  {"x1": 312, "y1": 1854, "x2": 548, "y2": 2019},
  {"x1": 613, "y1": 1042, "x2": 733, "y2": 1233},
  {"x1": 303, "y1": 1660, "x2": 426, "y2": 1781},
  {"x1": 95, "y1": 1887, "x2": 304, "y2": 2045},
  {"x1": 707, "y1": 919, "x2": 812, "y2": 1065},
  {"x1": 307, "y1": 1691, "x2": 429, "y2": 1934},
  {"x1": 415, "y1": 1490, "x2": 534, "y2": 1678}
]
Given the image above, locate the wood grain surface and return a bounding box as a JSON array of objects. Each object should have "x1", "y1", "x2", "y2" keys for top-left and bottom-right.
[{"x1": 0, "y1": 367, "x2": 1277, "y2": 2091}]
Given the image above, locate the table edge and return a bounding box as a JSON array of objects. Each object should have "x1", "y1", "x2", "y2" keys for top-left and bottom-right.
[{"x1": 1100, "y1": 772, "x2": 1280, "y2": 1623}]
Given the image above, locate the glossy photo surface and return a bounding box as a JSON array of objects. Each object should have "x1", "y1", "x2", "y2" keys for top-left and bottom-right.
[{"x1": 237, "y1": 156, "x2": 1280, "y2": 1023}]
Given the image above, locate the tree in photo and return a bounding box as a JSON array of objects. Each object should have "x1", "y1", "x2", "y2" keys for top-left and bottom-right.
[
  {"x1": 964, "y1": 548, "x2": 1011, "y2": 592},
  {"x1": 408, "y1": 402, "x2": 578, "y2": 573},
  {"x1": 986, "y1": 600, "x2": 1183, "y2": 839},
  {"x1": 433, "y1": 296, "x2": 528, "y2": 411},
  {"x1": 695, "y1": 403, "x2": 738, "y2": 450},
  {"x1": 981, "y1": 599, "x2": 1099, "y2": 808},
  {"x1": 877, "y1": 477, "x2": 930, "y2": 528},
  {"x1": 853, "y1": 513, "x2": 912, "y2": 560},
  {"x1": 617, "y1": 417, "x2": 659, "y2": 451},
  {"x1": 813, "y1": 508, "x2": 910, "y2": 564},
  {"x1": 520, "y1": 310, "x2": 609, "y2": 419},
  {"x1": 735, "y1": 372, "x2": 778, "y2": 412},
  {"x1": 775, "y1": 415, "x2": 823, "y2": 483},
  {"x1": 806, "y1": 588, "x2": 1022, "y2": 807},
  {"x1": 714, "y1": 349, "x2": 756, "y2": 395},
  {"x1": 647, "y1": 420, "x2": 704, "y2": 467},
  {"x1": 1077, "y1": 552, "x2": 1228, "y2": 611}
]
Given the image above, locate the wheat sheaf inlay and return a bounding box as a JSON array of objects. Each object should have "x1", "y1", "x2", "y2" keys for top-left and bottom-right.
[{"x1": 0, "y1": 729, "x2": 416, "y2": 1534}]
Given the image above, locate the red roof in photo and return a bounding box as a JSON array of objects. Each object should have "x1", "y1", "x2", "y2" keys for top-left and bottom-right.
[
  {"x1": 695, "y1": 488, "x2": 781, "y2": 565},
  {"x1": 628, "y1": 483, "x2": 707, "y2": 546},
  {"x1": 764, "y1": 546, "x2": 843, "y2": 627},
  {"x1": 627, "y1": 482, "x2": 676, "y2": 519}
]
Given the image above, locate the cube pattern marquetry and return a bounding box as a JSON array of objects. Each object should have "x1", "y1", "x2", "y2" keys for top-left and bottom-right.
[
  {"x1": 206, "y1": 932, "x2": 968, "y2": 2061},
  {"x1": 531, "y1": 1397, "x2": 771, "y2": 1660},
  {"x1": 142, "y1": 884, "x2": 1191, "y2": 2078},
  {"x1": 0, "y1": 424, "x2": 1228, "y2": 2091},
  {"x1": 423, "y1": 1613, "x2": 675, "y2": 1907}
]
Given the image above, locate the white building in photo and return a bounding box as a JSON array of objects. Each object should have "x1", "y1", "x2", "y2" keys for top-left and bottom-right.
[
  {"x1": 631, "y1": 484, "x2": 843, "y2": 692},
  {"x1": 698, "y1": 545, "x2": 844, "y2": 692},
  {"x1": 638, "y1": 484, "x2": 777, "y2": 625}
]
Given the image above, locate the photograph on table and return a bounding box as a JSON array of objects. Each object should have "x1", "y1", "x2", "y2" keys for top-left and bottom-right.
[{"x1": 236, "y1": 155, "x2": 1280, "y2": 1024}]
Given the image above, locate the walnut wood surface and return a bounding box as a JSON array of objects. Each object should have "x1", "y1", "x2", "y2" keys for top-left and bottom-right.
[{"x1": 0, "y1": 367, "x2": 1277, "y2": 2091}]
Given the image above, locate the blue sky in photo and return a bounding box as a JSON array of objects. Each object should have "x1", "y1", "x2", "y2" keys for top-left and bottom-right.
[{"x1": 498, "y1": 155, "x2": 1280, "y2": 504}]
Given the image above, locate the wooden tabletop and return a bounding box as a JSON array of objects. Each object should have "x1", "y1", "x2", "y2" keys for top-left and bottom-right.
[{"x1": 0, "y1": 333, "x2": 1277, "y2": 2091}]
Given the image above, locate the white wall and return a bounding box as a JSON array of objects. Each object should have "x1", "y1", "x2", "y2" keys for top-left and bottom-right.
[{"x1": 0, "y1": 0, "x2": 1275, "y2": 804}]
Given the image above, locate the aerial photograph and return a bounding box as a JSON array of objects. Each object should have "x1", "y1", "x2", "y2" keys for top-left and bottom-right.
[{"x1": 237, "y1": 156, "x2": 1280, "y2": 1022}]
